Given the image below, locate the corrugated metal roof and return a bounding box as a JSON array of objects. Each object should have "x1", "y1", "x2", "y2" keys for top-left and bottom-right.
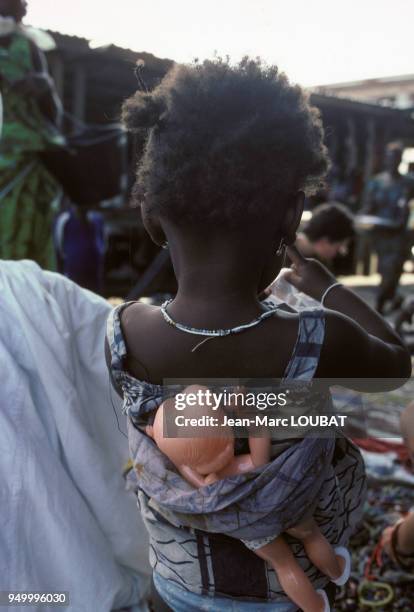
[{"x1": 46, "y1": 29, "x2": 174, "y2": 70}]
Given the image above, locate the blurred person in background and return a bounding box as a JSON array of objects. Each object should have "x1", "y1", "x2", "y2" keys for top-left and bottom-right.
[
  {"x1": 0, "y1": 0, "x2": 64, "y2": 269},
  {"x1": 296, "y1": 202, "x2": 355, "y2": 265},
  {"x1": 361, "y1": 142, "x2": 414, "y2": 313},
  {"x1": 326, "y1": 165, "x2": 361, "y2": 210},
  {"x1": 54, "y1": 204, "x2": 106, "y2": 294}
]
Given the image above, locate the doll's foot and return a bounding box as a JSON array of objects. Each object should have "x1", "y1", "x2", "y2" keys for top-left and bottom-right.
[
  {"x1": 316, "y1": 589, "x2": 330, "y2": 612},
  {"x1": 331, "y1": 546, "x2": 351, "y2": 586}
]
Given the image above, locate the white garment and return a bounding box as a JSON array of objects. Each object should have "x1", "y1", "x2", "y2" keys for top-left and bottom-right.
[
  {"x1": 0, "y1": 16, "x2": 57, "y2": 51},
  {"x1": 269, "y1": 268, "x2": 320, "y2": 310},
  {"x1": 0, "y1": 260, "x2": 150, "y2": 612}
]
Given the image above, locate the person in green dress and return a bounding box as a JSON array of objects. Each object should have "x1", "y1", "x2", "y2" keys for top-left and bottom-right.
[{"x1": 0, "y1": 0, "x2": 64, "y2": 269}]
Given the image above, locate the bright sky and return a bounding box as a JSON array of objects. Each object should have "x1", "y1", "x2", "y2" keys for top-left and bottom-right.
[{"x1": 26, "y1": 0, "x2": 414, "y2": 87}]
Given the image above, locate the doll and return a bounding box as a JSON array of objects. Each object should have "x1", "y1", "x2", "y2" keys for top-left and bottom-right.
[{"x1": 146, "y1": 385, "x2": 351, "y2": 612}]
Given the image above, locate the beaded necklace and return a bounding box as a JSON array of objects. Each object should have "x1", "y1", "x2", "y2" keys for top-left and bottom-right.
[{"x1": 160, "y1": 298, "x2": 280, "y2": 351}]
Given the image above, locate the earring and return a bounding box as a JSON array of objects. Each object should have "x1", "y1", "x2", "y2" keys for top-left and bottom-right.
[
  {"x1": 161, "y1": 241, "x2": 169, "y2": 250},
  {"x1": 285, "y1": 232, "x2": 297, "y2": 247},
  {"x1": 276, "y1": 237, "x2": 285, "y2": 255}
]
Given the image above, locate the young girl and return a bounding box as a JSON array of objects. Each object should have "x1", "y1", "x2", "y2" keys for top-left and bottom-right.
[{"x1": 106, "y1": 58, "x2": 411, "y2": 611}]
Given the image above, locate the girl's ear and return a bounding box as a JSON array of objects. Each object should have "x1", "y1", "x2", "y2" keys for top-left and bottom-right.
[
  {"x1": 281, "y1": 191, "x2": 305, "y2": 244},
  {"x1": 141, "y1": 206, "x2": 167, "y2": 247}
]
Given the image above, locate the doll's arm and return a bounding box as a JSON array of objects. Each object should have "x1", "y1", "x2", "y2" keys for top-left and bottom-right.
[
  {"x1": 248, "y1": 436, "x2": 271, "y2": 467},
  {"x1": 213, "y1": 453, "x2": 255, "y2": 478},
  {"x1": 178, "y1": 464, "x2": 211, "y2": 488},
  {"x1": 211, "y1": 433, "x2": 270, "y2": 476},
  {"x1": 180, "y1": 454, "x2": 257, "y2": 487},
  {"x1": 207, "y1": 437, "x2": 271, "y2": 480}
]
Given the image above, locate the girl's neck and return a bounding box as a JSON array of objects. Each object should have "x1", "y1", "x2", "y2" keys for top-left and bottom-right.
[
  {"x1": 167, "y1": 259, "x2": 269, "y2": 328},
  {"x1": 162, "y1": 221, "x2": 282, "y2": 325}
]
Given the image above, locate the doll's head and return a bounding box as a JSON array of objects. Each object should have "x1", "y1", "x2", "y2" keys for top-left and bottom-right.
[
  {"x1": 150, "y1": 386, "x2": 234, "y2": 476},
  {"x1": 122, "y1": 58, "x2": 329, "y2": 291}
]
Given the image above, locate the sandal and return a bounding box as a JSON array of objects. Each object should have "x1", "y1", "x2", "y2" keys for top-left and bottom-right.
[
  {"x1": 316, "y1": 589, "x2": 330, "y2": 612},
  {"x1": 331, "y1": 546, "x2": 351, "y2": 586}
]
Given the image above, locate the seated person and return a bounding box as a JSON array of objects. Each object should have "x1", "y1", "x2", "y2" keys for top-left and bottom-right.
[{"x1": 296, "y1": 202, "x2": 355, "y2": 264}]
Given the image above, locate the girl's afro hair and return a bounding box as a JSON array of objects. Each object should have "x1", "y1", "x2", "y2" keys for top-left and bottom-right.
[{"x1": 122, "y1": 57, "x2": 329, "y2": 228}]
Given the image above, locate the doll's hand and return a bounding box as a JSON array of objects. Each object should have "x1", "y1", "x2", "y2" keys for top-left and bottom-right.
[
  {"x1": 204, "y1": 473, "x2": 219, "y2": 485},
  {"x1": 284, "y1": 245, "x2": 337, "y2": 302},
  {"x1": 178, "y1": 465, "x2": 209, "y2": 488}
]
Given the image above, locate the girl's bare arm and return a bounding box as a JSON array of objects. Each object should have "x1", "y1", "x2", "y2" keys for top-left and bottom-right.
[{"x1": 285, "y1": 246, "x2": 411, "y2": 388}]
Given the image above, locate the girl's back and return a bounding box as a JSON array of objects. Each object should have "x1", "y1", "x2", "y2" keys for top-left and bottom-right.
[
  {"x1": 107, "y1": 57, "x2": 411, "y2": 609},
  {"x1": 120, "y1": 300, "x2": 301, "y2": 384}
]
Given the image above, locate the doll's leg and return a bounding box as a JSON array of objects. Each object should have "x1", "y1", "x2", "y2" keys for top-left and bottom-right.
[
  {"x1": 248, "y1": 435, "x2": 271, "y2": 467},
  {"x1": 254, "y1": 536, "x2": 328, "y2": 612},
  {"x1": 286, "y1": 518, "x2": 347, "y2": 583}
]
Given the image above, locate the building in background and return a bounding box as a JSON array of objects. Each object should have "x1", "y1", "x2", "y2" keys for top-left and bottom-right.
[
  {"x1": 41, "y1": 32, "x2": 414, "y2": 290},
  {"x1": 43, "y1": 31, "x2": 414, "y2": 193},
  {"x1": 46, "y1": 31, "x2": 173, "y2": 124},
  {"x1": 313, "y1": 74, "x2": 414, "y2": 110}
]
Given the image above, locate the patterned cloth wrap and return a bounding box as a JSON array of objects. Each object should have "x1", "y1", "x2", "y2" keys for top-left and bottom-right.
[{"x1": 106, "y1": 298, "x2": 367, "y2": 599}]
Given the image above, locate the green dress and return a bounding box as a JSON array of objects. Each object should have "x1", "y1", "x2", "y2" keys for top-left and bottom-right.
[{"x1": 0, "y1": 31, "x2": 64, "y2": 269}]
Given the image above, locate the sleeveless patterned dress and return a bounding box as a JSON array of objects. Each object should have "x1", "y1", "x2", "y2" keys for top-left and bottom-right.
[{"x1": 106, "y1": 299, "x2": 366, "y2": 604}]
